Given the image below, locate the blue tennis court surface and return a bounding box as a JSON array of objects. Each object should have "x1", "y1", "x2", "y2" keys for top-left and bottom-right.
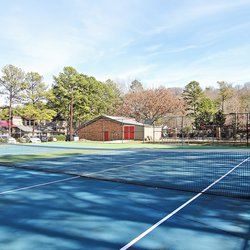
[
  {"x1": 0, "y1": 166, "x2": 249, "y2": 250},
  {"x1": 0, "y1": 145, "x2": 250, "y2": 249}
]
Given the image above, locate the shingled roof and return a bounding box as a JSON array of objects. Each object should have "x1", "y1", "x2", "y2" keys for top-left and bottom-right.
[{"x1": 78, "y1": 115, "x2": 144, "y2": 129}]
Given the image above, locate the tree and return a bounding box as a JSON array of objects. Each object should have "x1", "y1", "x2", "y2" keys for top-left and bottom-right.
[
  {"x1": 50, "y1": 67, "x2": 122, "y2": 139},
  {"x1": 72, "y1": 75, "x2": 114, "y2": 119},
  {"x1": 21, "y1": 72, "x2": 55, "y2": 134},
  {"x1": 194, "y1": 97, "x2": 217, "y2": 129},
  {"x1": 116, "y1": 87, "x2": 184, "y2": 124},
  {"x1": 195, "y1": 112, "x2": 213, "y2": 129},
  {"x1": 0, "y1": 64, "x2": 25, "y2": 135},
  {"x1": 70, "y1": 75, "x2": 123, "y2": 122},
  {"x1": 217, "y1": 81, "x2": 234, "y2": 112},
  {"x1": 0, "y1": 106, "x2": 9, "y2": 120},
  {"x1": 239, "y1": 83, "x2": 250, "y2": 112},
  {"x1": 194, "y1": 96, "x2": 217, "y2": 129},
  {"x1": 182, "y1": 81, "x2": 203, "y2": 118},
  {"x1": 213, "y1": 110, "x2": 226, "y2": 139},
  {"x1": 52, "y1": 66, "x2": 80, "y2": 140},
  {"x1": 198, "y1": 96, "x2": 217, "y2": 114},
  {"x1": 23, "y1": 72, "x2": 51, "y2": 105},
  {"x1": 104, "y1": 79, "x2": 123, "y2": 115},
  {"x1": 129, "y1": 79, "x2": 143, "y2": 92},
  {"x1": 213, "y1": 110, "x2": 226, "y2": 127},
  {"x1": 17, "y1": 104, "x2": 56, "y2": 134}
]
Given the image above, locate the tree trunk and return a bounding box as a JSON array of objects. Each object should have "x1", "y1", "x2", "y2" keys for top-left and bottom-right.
[
  {"x1": 32, "y1": 122, "x2": 35, "y2": 136},
  {"x1": 8, "y1": 97, "x2": 12, "y2": 136},
  {"x1": 69, "y1": 94, "x2": 74, "y2": 141}
]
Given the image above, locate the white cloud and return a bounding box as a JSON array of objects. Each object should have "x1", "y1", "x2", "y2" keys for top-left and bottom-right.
[{"x1": 0, "y1": 0, "x2": 250, "y2": 91}]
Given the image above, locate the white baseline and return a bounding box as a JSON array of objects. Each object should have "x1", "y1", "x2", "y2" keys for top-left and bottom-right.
[{"x1": 120, "y1": 156, "x2": 250, "y2": 250}]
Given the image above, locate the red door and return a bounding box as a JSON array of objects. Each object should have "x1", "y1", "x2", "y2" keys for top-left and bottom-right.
[
  {"x1": 104, "y1": 131, "x2": 109, "y2": 141},
  {"x1": 130, "y1": 126, "x2": 135, "y2": 139},
  {"x1": 124, "y1": 126, "x2": 129, "y2": 139},
  {"x1": 124, "y1": 126, "x2": 134, "y2": 140}
]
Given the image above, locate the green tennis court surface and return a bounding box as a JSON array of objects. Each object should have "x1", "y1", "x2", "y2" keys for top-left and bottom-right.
[{"x1": 0, "y1": 144, "x2": 249, "y2": 249}]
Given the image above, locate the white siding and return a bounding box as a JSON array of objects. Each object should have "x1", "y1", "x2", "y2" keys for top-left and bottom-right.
[{"x1": 144, "y1": 126, "x2": 162, "y2": 141}]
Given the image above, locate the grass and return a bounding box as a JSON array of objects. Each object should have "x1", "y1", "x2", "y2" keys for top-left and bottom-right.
[
  {"x1": 0, "y1": 148, "x2": 102, "y2": 164},
  {"x1": 0, "y1": 141, "x2": 248, "y2": 165}
]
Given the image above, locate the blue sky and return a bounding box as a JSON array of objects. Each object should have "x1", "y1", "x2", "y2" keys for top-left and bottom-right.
[{"x1": 1, "y1": 0, "x2": 250, "y2": 89}]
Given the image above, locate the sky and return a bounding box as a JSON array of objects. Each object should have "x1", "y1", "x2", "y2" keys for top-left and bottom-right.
[{"x1": 0, "y1": 0, "x2": 250, "y2": 90}]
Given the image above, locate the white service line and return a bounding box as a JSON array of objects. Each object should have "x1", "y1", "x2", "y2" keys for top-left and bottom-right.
[
  {"x1": 120, "y1": 156, "x2": 250, "y2": 250},
  {"x1": 0, "y1": 156, "x2": 156, "y2": 195},
  {"x1": 85, "y1": 155, "x2": 168, "y2": 176},
  {"x1": 0, "y1": 176, "x2": 80, "y2": 195}
]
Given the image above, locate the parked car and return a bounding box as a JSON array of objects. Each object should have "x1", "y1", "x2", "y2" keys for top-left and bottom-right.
[
  {"x1": 21, "y1": 135, "x2": 41, "y2": 143},
  {"x1": 39, "y1": 134, "x2": 48, "y2": 142},
  {"x1": 0, "y1": 135, "x2": 17, "y2": 144}
]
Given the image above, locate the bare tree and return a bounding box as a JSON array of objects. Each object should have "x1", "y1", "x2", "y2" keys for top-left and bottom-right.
[{"x1": 116, "y1": 87, "x2": 184, "y2": 124}]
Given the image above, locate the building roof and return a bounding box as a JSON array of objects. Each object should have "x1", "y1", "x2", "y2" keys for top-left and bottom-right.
[
  {"x1": 0, "y1": 120, "x2": 16, "y2": 127},
  {"x1": 105, "y1": 116, "x2": 144, "y2": 126},
  {"x1": 78, "y1": 115, "x2": 144, "y2": 129},
  {"x1": 15, "y1": 125, "x2": 41, "y2": 133}
]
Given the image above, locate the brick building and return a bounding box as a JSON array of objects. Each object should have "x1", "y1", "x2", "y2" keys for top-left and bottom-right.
[{"x1": 77, "y1": 115, "x2": 145, "y2": 141}]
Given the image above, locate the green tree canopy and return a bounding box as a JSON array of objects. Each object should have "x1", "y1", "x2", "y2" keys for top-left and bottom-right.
[
  {"x1": 17, "y1": 103, "x2": 56, "y2": 134},
  {"x1": 17, "y1": 104, "x2": 56, "y2": 123},
  {"x1": 0, "y1": 64, "x2": 25, "y2": 134},
  {"x1": 129, "y1": 79, "x2": 143, "y2": 92},
  {"x1": 105, "y1": 79, "x2": 123, "y2": 114},
  {"x1": 182, "y1": 81, "x2": 203, "y2": 117},
  {"x1": 197, "y1": 96, "x2": 217, "y2": 114},
  {"x1": 23, "y1": 72, "x2": 51, "y2": 105},
  {"x1": 194, "y1": 96, "x2": 217, "y2": 129},
  {"x1": 50, "y1": 67, "x2": 122, "y2": 133},
  {"x1": 20, "y1": 71, "x2": 56, "y2": 134},
  {"x1": 217, "y1": 81, "x2": 234, "y2": 112},
  {"x1": 0, "y1": 106, "x2": 9, "y2": 120},
  {"x1": 50, "y1": 66, "x2": 81, "y2": 138},
  {"x1": 213, "y1": 110, "x2": 226, "y2": 127}
]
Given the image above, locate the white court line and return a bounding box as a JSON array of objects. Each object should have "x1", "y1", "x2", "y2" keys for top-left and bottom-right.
[
  {"x1": 0, "y1": 156, "x2": 157, "y2": 195},
  {"x1": 84, "y1": 157, "x2": 158, "y2": 176},
  {"x1": 0, "y1": 176, "x2": 80, "y2": 195},
  {"x1": 120, "y1": 156, "x2": 250, "y2": 250}
]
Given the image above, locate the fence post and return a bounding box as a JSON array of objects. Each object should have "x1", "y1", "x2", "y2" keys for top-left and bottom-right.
[
  {"x1": 235, "y1": 113, "x2": 238, "y2": 144},
  {"x1": 247, "y1": 113, "x2": 249, "y2": 147},
  {"x1": 122, "y1": 119, "x2": 124, "y2": 144},
  {"x1": 181, "y1": 116, "x2": 184, "y2": 146},
  {"x1": 143, "y1": 125, "x2": 145, "y2": 143},
  {"x1": 153, "y1": 123, "x2": 155, "y2": 142}
]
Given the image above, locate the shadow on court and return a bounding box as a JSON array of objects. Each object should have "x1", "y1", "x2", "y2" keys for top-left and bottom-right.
[
  {"x1": 3, "y1": 150, "x2": 249, "y2": 199},
  {"x1": 0, "y1": 166, "x2": 249, "y2": 250}
]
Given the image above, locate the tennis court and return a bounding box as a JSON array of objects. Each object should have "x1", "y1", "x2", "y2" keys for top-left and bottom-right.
[{"x1": 0, "y1": 143, "x2": 249, "y2": 250}]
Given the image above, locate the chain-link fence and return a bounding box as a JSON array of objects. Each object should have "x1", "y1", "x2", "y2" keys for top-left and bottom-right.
[{"x1": 160, "y1": 113, "x2": 249, "y2": 146}]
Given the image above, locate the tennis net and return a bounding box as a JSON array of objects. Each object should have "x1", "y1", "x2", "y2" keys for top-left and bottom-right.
[{"x1": 1, "y1": 144, "x2": 249, "y2": 199}]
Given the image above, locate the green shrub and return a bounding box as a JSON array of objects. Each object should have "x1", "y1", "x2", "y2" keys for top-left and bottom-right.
[{"x1": 49, "y1": 135, "x2": 66, "y2": 141}]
